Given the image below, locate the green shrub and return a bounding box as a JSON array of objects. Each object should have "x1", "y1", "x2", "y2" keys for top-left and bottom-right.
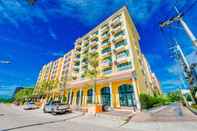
[
  {"x1": 139, "y1": 94, "x2": 171, "y2": 109},
  {"x1": 167, "y1": 91, "x2": 182, "y2": 102},
  {"x1": 139, "y1": 94, "x2": 153, "y2": 109}
]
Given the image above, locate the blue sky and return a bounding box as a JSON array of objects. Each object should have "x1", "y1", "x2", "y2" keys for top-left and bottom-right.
[{"x1": 0, "y1": 0, "x2": 196, "y2": 97}]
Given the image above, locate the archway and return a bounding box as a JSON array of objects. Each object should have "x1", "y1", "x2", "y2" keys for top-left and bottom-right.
[
  {"x1": 118, "y1": 84, "x2": 134, "y2": 107},
  {"x1": 87, "y1": 88, "x2": 93, "y2": 104},
  {"x1": 101, "y1": 87, "x2": 111, "y2": 106}
]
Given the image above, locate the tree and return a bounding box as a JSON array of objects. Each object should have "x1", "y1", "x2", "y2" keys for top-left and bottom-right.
[
  {"x1": 35, "y1": 80, "x2": 59, "y2": 100},
  {"x1": 15, "y1": 88, "x2": 34, "y2": 104},
  {"x1": 84, "y1": 52, "x2": 99, "y2": 104},
  {"x1": 190, "y1": 86, "x2": 197, "y2": 103}
]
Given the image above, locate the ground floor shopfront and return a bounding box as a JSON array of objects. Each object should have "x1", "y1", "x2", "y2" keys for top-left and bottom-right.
[{"x1": 65, "y1": 79, "x2": 140, "y2": 109}]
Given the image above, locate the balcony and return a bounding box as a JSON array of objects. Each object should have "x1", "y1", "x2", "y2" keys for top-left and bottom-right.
[
  {"x1": 117, "y1": 63, "x2": 132, "y2": 71},
  {"x1": 111, "y1": 25, "x2": 123, "y2": 35},
  {"x1": 101, "y1": 60, "x2": 112, "y2": 68},
  {"x1": 90, "y1": 41, "x2": 98, "y2": 48},
  {"x1": 102, "y1": 52, "x2": 112, "y2": 58},
  {"x1": 101, "y1": 33, "x2": 110, "y2": 42},
  {"x1": 116, "y1": 55, "x2": 129, "y2": 63},
  {"x1": 102, "y1": 69, "x2": 112, "y2": 75},
  {"x1": 101, "y1": 26, "x2": 110, "y2": 33},
  {"x1": 111, "y1": 18, "x2": 122, "y2": 28},
  {"x1": 90, "y1": 33, "x2": 98, "y2": 41},
  {"x1": 112, "y1": 35, "x2": 125, "y2": 44},
  {"x1": 101, "y1": 42, "x2": 111, "y2": 49},
  {"x1": 114, "y1": 43, "x2": 128, "y2": 53},
  {"x1": 90, "y1": 48, "x2": 97, "y2": 53}
]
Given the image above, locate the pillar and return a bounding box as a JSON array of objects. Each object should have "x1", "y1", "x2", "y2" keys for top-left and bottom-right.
[
  {"x1": 109, "y1": 82, "x2": 114, "y2": 108},
  {"x1": 72, "y1": 90, "x2": 77, "y2": 105},
  {"x1": 79, "y1": 88, "x2": 82, "y2": 107},
  {"x1": 83, "y1": 88, "x2": 88, "y2": 107},
  {"x1": 96, "y1": 86, "x2": 101, "y2": 104},
  {"x1": 113, "y1": 82, "x2": 120, "y2": 108}
]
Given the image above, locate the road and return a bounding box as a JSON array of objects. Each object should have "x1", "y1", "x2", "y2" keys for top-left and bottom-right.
[{"x1": 0, "y1": 103, "x2": 197, "y2": 131}]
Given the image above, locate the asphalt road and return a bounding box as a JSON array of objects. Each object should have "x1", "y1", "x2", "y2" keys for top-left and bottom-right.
[{"x1": 0, "y1": 103, "x2": 197, "y2": 131}]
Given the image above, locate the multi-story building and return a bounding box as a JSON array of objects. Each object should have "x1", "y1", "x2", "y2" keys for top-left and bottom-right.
[{"x1": 34, "y1": 6, "x2": 161, "y2": 109}]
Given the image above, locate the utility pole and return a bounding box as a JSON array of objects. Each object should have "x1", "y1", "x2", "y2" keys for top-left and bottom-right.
[
  {"x1": 160, "y1": 6, "x2": 197, "y2": 48},
  {"x1": 171, "y1": 42, "x2": 197, "y2": 87}
]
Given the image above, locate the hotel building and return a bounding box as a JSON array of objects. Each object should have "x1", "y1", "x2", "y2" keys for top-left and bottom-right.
[{"x1": 34, "y1": 6, "x2": 161, "y2": 109}]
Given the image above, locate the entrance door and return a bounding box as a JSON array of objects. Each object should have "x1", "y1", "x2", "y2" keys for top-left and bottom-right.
[
  {"x1": 119, "y1": 84, "x2": 134, "y2": 107},
  {"x1": 101, "y1": 87, "x2": 111, "y2": 106}
]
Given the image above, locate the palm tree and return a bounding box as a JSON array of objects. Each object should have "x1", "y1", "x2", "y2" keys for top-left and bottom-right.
[{"x1": 84, "y1": 52, "x2": 99, "y2": 104}]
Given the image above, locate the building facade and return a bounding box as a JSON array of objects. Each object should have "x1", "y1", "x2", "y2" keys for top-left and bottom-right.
[{"x1": 34, "y1": 6, "x2": 161, "y2": 109}]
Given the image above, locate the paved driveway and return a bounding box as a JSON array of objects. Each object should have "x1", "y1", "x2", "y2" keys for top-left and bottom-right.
[{"x1": 0, "y1": 103, "x2": 197, "y2": 131}]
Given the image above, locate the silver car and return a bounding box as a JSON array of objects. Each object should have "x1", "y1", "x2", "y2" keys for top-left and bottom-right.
[
  {"x1": 43, "y1": 101, "x2": 59, "y2": 113},
  {"x1": 23, "y1": 102, "x2": 38, "y2": 110},
  {"x1": 51, "y1": 103, "x2": 71, "y2": 115}
]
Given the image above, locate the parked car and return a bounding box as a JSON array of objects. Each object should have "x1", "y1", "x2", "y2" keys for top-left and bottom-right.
[
  {"x1": 51, "y1": 103, "x2": 71, "y2": 115},
  {"x1": 43, "y1": 101, "x2": 59, "y2": 113},
  {"x1": 23, "y1": 102, "x2": 38, "y2": 110}
]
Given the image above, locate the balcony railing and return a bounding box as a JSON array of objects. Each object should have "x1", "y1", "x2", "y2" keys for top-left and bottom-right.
[
  {"x1": 114, "y1": 45, "x2": 128, "y2": 53},
  {"x1": 101, "y1": 26, "x2": 110, "y2": 33},
  {"x1": 111, "y1": 18, "x2": 121, "y2": 28},
  {"x1": 117, "y1": 64, "x2": 131, "y2": 71},
  {"x1": 112, "y1": 35, "x2": 125, "y2": 44},
  {"x1": 101, "y1": 60, "x2": 112, "y2": 67},
  {"x1": 112, "y1": 25, "x2": 123, "y2": 35},
  {"x1": 103, "y1": 69, "x2": 112, "y2": 75}
]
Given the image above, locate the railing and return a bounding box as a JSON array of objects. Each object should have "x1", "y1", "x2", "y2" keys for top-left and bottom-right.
[
  {"x1": 117, "y1": 65, "x2": 131, "y2": 71},
  {"x1": 103, "y1": 70, "x2": 112, "y2": 74}
]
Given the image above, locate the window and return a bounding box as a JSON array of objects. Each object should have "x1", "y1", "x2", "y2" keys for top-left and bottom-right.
[
  {"x1": 119, "y1": 84, "x2": 134, "y2": 107},
  {"x1": 101, "y1": 87, "x2": 111, "y2": 106}
]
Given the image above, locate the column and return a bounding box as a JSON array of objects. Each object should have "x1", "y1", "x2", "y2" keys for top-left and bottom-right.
[
  {"x1": 133, "y1": 81, "x2": 141, "y2": 109},
  {"x1": 79, "y1": 88, "x2": 82, "y2": 107},
  {"x1": 109, "y1": 82, "x2": 114, "y2": 108},
  {"x1": 83, "y1": 88, "x2": 87, "y2": 107}
]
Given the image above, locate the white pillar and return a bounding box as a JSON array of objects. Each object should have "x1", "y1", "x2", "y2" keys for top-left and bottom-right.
[
  {"x1": 133, "y1": 81, "x2": 141, "y2": 110},
  {"x1": 109, "y1": 82, "x2": 114, "y2": 108},
  {"x1": 79, "y1": 88, "x2": 82, "y2": 107}
]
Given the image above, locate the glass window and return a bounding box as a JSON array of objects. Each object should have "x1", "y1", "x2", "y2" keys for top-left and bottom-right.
[
  {"x1": 101, "y1": 87, "x2": 111, "y2": 106},
  {"x1": 87, "y1": 88, "x2": 93, "y2": 104},
  {"x1": 119, "y1": 84, "x2": 134, "y2": 107}
]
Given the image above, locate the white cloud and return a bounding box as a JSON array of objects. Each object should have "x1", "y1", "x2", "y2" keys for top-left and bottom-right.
[{"x1": 48, "y1": 28, "x2": 57, "y2": 40}]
